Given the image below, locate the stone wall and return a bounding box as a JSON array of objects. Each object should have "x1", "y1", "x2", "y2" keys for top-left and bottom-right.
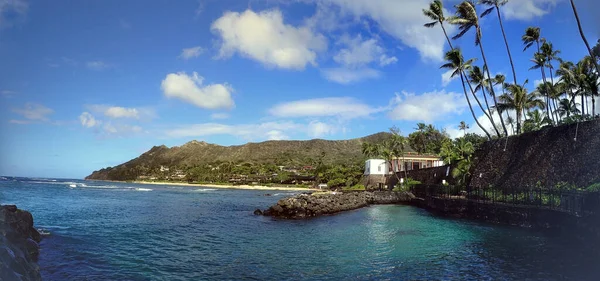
[
  {"x1": 388, "y1": 165, "x2": 457, "y2": 188},
  {"x1": 470, "y1": 119, "x2": 600, "y2": 190},
  {"x1": 0, "y1": 205, "x2": 42, "y2": 281}
]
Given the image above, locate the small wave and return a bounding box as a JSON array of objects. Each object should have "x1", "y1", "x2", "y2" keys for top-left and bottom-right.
[
  {"x1": 135, "y1": 188, "x2": 153, "y2": 192},
  {"x1": 193, "y1": 188, "x2": 217, "y2": 192},
  {"x1": 69, "y1": 184, "x2": 77, "y2": 188},
  {"x1": 38, "y1": 225, "x2": 71, "y2": 230}
]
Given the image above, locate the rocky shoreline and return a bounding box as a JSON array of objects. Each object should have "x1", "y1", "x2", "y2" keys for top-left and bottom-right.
[
  {"x1": 257, "y1": 191, "x2": 415, "y2": 219},
  {"x1": 0, "y1": 205, "x2": 42, "y2": 281}
]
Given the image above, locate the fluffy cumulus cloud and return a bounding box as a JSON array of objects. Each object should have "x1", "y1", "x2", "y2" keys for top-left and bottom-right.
[
  {"x1": 211, "y1": 9, "x2": 327, "y2": 70},
  {"x1": 161, "y1": 71, "x2": 235, "y2": 110},
  {"x1": 317, "y1": 0, "x2": 455, "y2": 62},
  {"x1": 164, "y1": 121, "x2": 303, "y2": 140},
  {"x1": 268, "y1": 97, "x2": 380, "y2": 119},
  {"x1": 307, "y1": 121, "x2": 335, "y2": 138},
  {"x1": 321, "y1": 67, "x2": 380, "y2": 84},
  {"x1": 441, "y1": 70, "x2": 457, "y2": 87},
  {"x1": 79, "y1": 112, "x2": 100, "y2": 128},
  {"x1": 388, "y1": 90, "x2": 467, "y2": 122},
  {"x1": 10, "y1": 103, "x2": 53, "y2": 124},
  {"x1": 502, "y1": 0, "x2": 562, "y2": 21},
  {"x1": 179, "y1": 46, "x2": 204, "y2": 60}
]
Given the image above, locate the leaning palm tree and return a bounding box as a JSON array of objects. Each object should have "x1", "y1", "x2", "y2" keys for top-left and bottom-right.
[
  {"x1": 449, "y1": 0, "x2": 508, "y2": 137},
  {"x1": 522, "y1": 26, "x2": 542, "y2": 52},
  {"x1": 569, "y1": 0, "x2": 600, "y2": 78},
  {"x1": 468, "y1": 66, "x2": 501, "y2": 136},
  {"x1": 496, "y1": 81, "x2": 545, "y2": 134},
  {"x1": 441, "y1": 48, "x2": 492, "y2": 139},
  {"x1": 480, "y1": 0, "x2": 518, "y2": 85},
  {"x1": 423, "y1": 0, "x2": 454, "y2": 49}
]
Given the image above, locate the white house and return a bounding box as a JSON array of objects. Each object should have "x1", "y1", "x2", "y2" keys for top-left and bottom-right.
[{"x1": 364, "y1": 159, "x2": 389, "y2": 175}]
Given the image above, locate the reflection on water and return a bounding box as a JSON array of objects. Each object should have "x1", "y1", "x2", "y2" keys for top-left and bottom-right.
[{"x1": 1, "y1": 178, "x2": 599, "y2": 280}]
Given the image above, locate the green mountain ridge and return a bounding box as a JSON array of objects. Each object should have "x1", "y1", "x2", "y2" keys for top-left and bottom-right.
[{"x1": 85, "y1": 132, "x2": 393, "y2": 181}]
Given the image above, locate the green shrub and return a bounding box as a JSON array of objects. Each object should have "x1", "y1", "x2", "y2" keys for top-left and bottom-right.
[
  {"x1": 586, "y1": 183, "x2": 600, "y2": 192},
  {"x1": 327, "y1": 178, "x2": 346, "y2": 188},
  {"x1": 393, "y1": 178, "x2": 421, "y2": 192},
  {"x1": 343, "y1": 184, "x2": 366, "y2": 191}
]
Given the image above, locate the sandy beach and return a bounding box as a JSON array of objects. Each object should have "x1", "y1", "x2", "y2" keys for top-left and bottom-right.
[{"x1": 129, "y1": 180, "x2": 318, "y2": 191}]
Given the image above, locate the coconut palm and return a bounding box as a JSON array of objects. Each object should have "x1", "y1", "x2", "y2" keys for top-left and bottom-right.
[
  {"x1": 468, "y1": 66, "x2": 501, "y2": 136},
  {"x1": 533, "y1": 81, "x2": 557, "y2": 124},
  {"x1": 523, "y1": 109, "x2": 551, "y2": 132},
  {"x1": 423, "y1": 0, "x2": 454, "y2": 49},
  {"x1": 569, "y1": 0, "x2": 600, "y2": 78},
  {"x1": 479, "y1": 0, "x2": 518, "y2": 85},
  {"x1": 557, "y1": 98, "x2": 580, "y2": 119},
  {"x1": 458, "y1": 121, "x2": 469, "y2": 136},
  {"x1": 441, "y1": 48, "x2": 492, "y2": 139},
  {"x1": 522, "y1": 26, "x2": 542, "y2": 52},
  {"x1": 496, "y1": 81, "x2": 545, "y2": 134},
  {"x1": 449, "y1": 0, "x2": 508, "y2": 137}
]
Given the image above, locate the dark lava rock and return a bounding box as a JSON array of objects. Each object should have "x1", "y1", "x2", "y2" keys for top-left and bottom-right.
[
  {"x1": 261, "y1": 191, "x2": 415, "y2": 219},
  {"x1": 253, "y1": 209, "x2": 263, "y2": 215},
  {"x1": 0, "y1": 205, "x2": 42, "y2": 281}
]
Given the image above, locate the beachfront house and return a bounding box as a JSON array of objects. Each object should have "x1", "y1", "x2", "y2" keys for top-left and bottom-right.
[{"x1": 363, "y1": 153, "x2": 445, "y2": 190}]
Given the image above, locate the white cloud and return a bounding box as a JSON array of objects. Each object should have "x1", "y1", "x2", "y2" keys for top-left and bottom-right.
[
  {"x1": 441, "y1": 70, "x2": 457, "y2": 87},
  {"x1": 0, "y1": 0, "x2": 28, "y2": 28},
  {"x1": 502, "y1": 0, "x2": 562, "y2": 21},
  {"x1": 104, "y1": 107, "x2": 139, "y2": 119},
  {"x1": 12, "y1": 103, "x2": 54, "y2": 122},
  {"x1": 266, "y1": 130, "x2": 289, "y2": 140},
  {"x1": 533, "y1": 79, "x2": 544, "y2": 88},
  {"x1": 161, "y1": 71, "x2": 235, "y2": 110},
  {"x1": 318, "y1": 0, "x2": 455, "y2": 62},
  {"x1": 333, "y1": 34, "x2": 389, "y2": 67},
  {"x1": 102, "y1": 122, "x2": 143, "y2": 135},
  {"x1": 86, "y1": 105, "x2": 155, "y2": 120},
  {"x1": 388, "y1": 90, "x2": 467, "y2": 122},
  {"x1": 379, "y1": 54, "x2": 397, "y2": 66},
  {"x1": 179, "y1": 46, "x2": 204, "y2": 60},
  {"x1": 79, "y1": 112, "x2": 100, "y2": 128},
  {"x1": 308, "y1": 121, "x2": 335, "y2": 138},
  {"x1": 211, "y1": 9, "x2": 327, "y2": 70},
  {"x1": 268, "y1": 97, "x2": 380, "y2": 119},
  {"x1": 164, "y1": 121, "x2": 303, "y2": 140},
  {"x1": 210, "y1": 113, "x2": 230, "y2": 120},
  {"x1": 86, "y1": 61, "x2": 111, "y2": 70},
  {"x1": 321, "y1": 67, "x2": 381, "y2": 84}
]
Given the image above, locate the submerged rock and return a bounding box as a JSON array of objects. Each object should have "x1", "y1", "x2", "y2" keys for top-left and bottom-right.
[
  {"x1": 0, "y1": 205, "x2": 42, "y2": 281},
  {"x1": 262, "y1": 191, "x2": 415, "y2": 219}
]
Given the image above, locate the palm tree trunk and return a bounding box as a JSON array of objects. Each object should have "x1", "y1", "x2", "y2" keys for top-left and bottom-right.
[
  {"x1": 548, "y1": 67, "x2": 561, "y2": 122},
  {"x1": 570, "y1": 0, "x2": 600, "y2": 80},
  {"x1": 460, "y1": 71, "x2": 492, "y2": 139},
  {"x1": 582, "y1": 94, "x2": 586, "y2": 116},
  {"x1": 516, "y1": 110, "x2": 522, "y2": 134},
  {"x1": 441, "y1": 23, "x2": 454, "y2": 50},
  {"x1": 477, "y1": 30, "x2": 509, "y2": 137},
  {"x1": 465, "y1": 74, "x2": 501, "y2": 137},
  {"x1": 496, "y1": 7, "x2": 518, "y2": 85}
]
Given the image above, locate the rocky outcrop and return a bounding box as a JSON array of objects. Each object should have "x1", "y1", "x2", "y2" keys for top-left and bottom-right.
[
  {"x1": 0, "y1": 205, "x2": 42, "y2": 281},
  {"x1": 261, "y1": 191, "x2": 415, "y2": 219}
]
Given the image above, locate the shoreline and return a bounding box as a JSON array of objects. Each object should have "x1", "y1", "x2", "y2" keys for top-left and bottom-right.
[{"x1": 87, "y1": 179, "x2": 318, "y2": 191}]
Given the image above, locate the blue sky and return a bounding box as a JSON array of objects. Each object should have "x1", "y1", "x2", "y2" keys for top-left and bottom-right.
[{"x1": 0, "y1": 0, "x2": 598, "y2": 178}]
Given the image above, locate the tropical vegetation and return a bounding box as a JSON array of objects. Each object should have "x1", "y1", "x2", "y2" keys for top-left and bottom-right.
[{"x1": 424, "y1": 0, "x2": 600, "y2": 140}]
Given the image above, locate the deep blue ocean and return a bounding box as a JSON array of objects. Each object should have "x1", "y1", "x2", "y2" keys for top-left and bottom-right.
[{"x1": 1, "y1": 177, "x2": 599, "y2": 280}]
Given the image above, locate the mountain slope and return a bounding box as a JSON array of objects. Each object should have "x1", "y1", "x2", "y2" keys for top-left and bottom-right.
[{"x1": 85, "y1": 132, "x2": 392, "y2": 181}]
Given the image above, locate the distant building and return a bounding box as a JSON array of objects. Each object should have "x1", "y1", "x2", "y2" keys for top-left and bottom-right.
[
  {"x1": 364, "y1": 159, "x2": 388, "y2": 176},
  {"x1": 318, "y1": 183, "x2": 328, "y2": 189},
  {"x1": 363, "y1": 153, "x2": 445, "y2": 190}
]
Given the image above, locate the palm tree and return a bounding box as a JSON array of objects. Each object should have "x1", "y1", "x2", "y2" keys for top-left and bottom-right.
[
  {"x1": 441, "y1": 48, "x2": 492, "y2": 139},
  {"x1": 523, "y1": 109, "x2": 551, "y2": 132},
  {"x1": 534, "y1": 81, "x2": 557, "y2": 124},
  {"x1": 496, "y1": 81, "x2": 545, "y2": 134},
  {"x1": 449, "y1": 0, "x2": 508, "y2": 137},
  {"x1": 468, "y1": 65, "x2": 501, "y2": 136},
  {"x1": 423, "y1": 0, "x2": 454, "y2": 49},
  {"x1": 557, "y1": 98, "x2": 580, "y2": 119},
  {"x1": 569, "y1": 0, "x2": 600, "y2": 78},
  {"x1": 459, "y1": 121, "x2": 469, "y2": 136},
  {"x1": 480, "y1": 0, "x2": 518, "y2": 85},
  {"x1": 522, "y1": 26, "x2": 542, "y2": 52}
]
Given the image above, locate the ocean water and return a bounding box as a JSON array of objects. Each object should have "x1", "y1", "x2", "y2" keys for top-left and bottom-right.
[{"x1": 1, "y1": 177, "x2": 599, "y2": 281}]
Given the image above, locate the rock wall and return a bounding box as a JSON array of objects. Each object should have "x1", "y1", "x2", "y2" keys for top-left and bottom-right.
[
  {"x1": 0, "y1": 205, "x2": 42, "y2": 281},
  {"x1": 260, "y1": 191, "x2": 414, "y2": 219},
  {"x1": 388, "y1": 165, "x2": 457, "y2": 188},
  {"x1": 470, "y1": 119, "x2": 600, "y2": 190}
]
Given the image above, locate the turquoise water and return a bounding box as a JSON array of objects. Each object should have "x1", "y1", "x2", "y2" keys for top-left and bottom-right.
[{"x1": 1, "y1": 177, "x2": 598, "y2": 280}]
